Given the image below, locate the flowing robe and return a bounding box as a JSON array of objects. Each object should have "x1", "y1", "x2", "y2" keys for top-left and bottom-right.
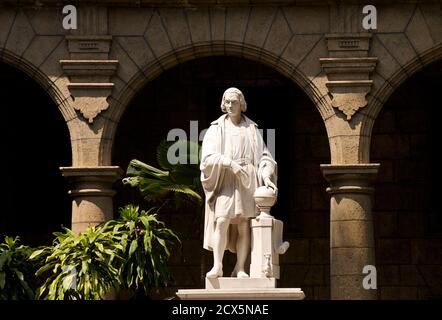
[{"x1": 200, "y1": 114, "x2": 277, "y2": 252}]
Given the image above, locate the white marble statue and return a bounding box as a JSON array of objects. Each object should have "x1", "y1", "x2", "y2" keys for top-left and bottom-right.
[{"x1": 200, "y1": 87, "x2": 277, "y2": 279}]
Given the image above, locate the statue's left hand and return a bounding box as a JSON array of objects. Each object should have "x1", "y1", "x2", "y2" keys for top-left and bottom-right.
[{"x1": 264, "y1": 177, "x2": 278, "y2": 193}]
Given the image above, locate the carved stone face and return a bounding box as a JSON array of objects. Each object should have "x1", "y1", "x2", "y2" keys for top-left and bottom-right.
[{"x1": 224, "y1": 92, "x2": 241, "y2": 118}]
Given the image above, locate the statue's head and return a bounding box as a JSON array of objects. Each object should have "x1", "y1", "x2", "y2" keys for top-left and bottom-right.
[{"x1": 220, "y1": 87, "x2": 247, "y2": 114}]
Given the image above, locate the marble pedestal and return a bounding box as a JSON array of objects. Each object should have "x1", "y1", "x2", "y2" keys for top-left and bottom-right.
[
  {"x1": 177, "y1": 214, "x2": 304, "y2": 300},
  {"x1": 176, "y1": 277, "x2": 305, "y2": 300}
]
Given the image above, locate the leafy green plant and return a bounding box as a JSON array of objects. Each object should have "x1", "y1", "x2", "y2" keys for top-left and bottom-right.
[
  {"x1": 27, "y1": 205, "x2": 179, "y2": 300},
  {"x1": 122, "y1": 140, "x2": 205, "y2": 296},
  {"x1": 0, "y1": 236, "x2": 37, "y2": 300},
  {"x1": 31, "y1": 227, "x2": 123, "y2": 300},
  {"x1": 103, "y1": 205, "x2": 180, "y2": 297},
  {"x1": 1, "y1": 141, "x2": 189, "y2": 300},
  {"x1": 123, "y1": 140, "x2": 203, "y2": 207}
]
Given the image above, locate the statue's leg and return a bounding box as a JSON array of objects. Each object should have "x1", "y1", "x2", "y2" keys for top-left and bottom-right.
[
  {"x1": 232, "y1": 218, "x2": 250, "y2": 278},
  {"x1": 206, "y1": 217, "x2": 229, "y2": 278}
]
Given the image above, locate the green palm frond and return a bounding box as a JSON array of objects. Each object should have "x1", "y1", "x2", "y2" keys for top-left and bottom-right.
[
  {"x1": 156, "y1": 140, "x2": 175, "y2": 170},
  {"x1": 169, "y1": 164, "x2": 200, "y2": 186},
  {"x1": 123, "y1": 140, "x2": 203, "y2": 207},
  {"x1": 163, "y1": 184, "x2": 202, "y2": 204},
  {"x1": 157, "y1": 139, "x2": 201, "y2": 170},
  {"x1": 126, "y1": 159, "x2": 169, "y2": 180}
]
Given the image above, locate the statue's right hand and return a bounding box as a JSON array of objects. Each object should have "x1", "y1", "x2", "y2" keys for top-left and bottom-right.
[{"x1": 230, "y1": 161, "x2": 248, "y2": 178}]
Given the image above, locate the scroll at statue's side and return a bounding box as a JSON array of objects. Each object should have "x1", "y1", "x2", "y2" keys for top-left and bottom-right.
[{"x1": 200, "y1": 87, "x2": 277, "y2": 279}]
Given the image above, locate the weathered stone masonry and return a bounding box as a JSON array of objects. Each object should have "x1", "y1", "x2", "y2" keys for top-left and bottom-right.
[{"x1": 1, "y1": 0, "x2": 441, "y2": 299}]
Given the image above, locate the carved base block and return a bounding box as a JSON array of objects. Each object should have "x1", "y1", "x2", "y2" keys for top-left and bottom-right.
[{"x1": 250, "y1": 217, "x2": 288, "y2": 279}]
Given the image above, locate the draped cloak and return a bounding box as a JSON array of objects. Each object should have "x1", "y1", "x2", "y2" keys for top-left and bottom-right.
[{"x1": 200, "y1": 114, "x2": 277, "y2": 252}]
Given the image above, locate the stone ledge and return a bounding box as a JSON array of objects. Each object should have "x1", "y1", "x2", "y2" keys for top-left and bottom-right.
[
  {"x1": 60, "y1": 166, "x2": 124, "y2": 179},
  {"x1": 321, "y1": 164, "x2": 380, "y2": 176},
  {"x1": 321, "y1": 164, "x2": 380, "y2": 194},
  {"x1": 176, "y1": 288, "x2": 305, "y2": 300},
  {"x1": 0, "y1": 0, "x2": 423, "y2": 6}
]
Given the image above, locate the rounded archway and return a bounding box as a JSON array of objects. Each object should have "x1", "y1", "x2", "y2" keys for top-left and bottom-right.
[
  {"x1": 0, "y1": 62, "x2": 72, "y2": 246},
  {"x1": 113, "y1": 56, "x2": 330, "y2": 299},
  {"x1": 371, "y1": 59, "x2": 442, "y2": 299},
  {"x1": 108, "y1": 43, "x2": 333, "y2": 129}
]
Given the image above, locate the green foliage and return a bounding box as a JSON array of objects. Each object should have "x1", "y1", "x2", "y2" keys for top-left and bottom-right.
[
  {"x1": 31, "y1": 227, "x2": 123, "y2": 300},
  {"x1": 0, "y1": 236, "x2": 37, "y2": 300},
  {"x1": 1, "y1": 141, "x2": 187, "y2": 300},
  {"x1": 103, "y1": 205, "x2": 180, "y2": 297},
  {"x1": 123, "y1": 140, "x2": 203, "y2": 207},
  {"x1": 24, "y1": 205, "x2": 180, "y2": 300}
]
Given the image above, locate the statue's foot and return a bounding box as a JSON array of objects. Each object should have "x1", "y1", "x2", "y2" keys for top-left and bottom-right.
[
  {"x1": 237, "y1": 271, "x2": 249, "y2": 278},
  {"x1": 206, "y1": 265, "x2": 223, "y2": 278},
  {"x1": 231, "y1": 269, "x2": 249, "y2": 278}
]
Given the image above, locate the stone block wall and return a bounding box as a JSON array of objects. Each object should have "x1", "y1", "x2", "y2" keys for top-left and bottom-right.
[{"x1": 372, "y1": 60, "x2": 442, "y2": 300}]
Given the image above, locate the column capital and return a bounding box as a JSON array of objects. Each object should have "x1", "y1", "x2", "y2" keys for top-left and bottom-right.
[
  {"x1": 61, "y1": 31, "x2": 118, "y2": 123},
  {"x1": 320, "y1": 164, "x2": 380, "y2": 195},
  {"x1": 320, "y1": 33, "x2": 377, "y2": 120}
]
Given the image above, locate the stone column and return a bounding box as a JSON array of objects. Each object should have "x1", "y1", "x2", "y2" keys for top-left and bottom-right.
[
  {"x1": 61, "y1": 166, "x2": 123, "y2": 234},
  {"x1": 321, "y1": 164, "x2": 379, "y2": 300}
]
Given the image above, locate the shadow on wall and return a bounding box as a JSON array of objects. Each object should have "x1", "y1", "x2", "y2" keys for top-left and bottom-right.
[{"x1": 372, "y1": 59, "x2": 442, "y2": 300}]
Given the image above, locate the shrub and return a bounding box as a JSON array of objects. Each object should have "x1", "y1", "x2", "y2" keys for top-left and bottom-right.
[
  {"x1": 31, "y1": 227, "x2": 123, "y2": 300},
  {"x1": 28, "y1": 205, "x2": 180, "y2": 300},
  {"x1": 103, "y1": 205, "x2": 180, "y2": 297},
  {"x1": 0, "y1": 236, "x2": 38, "y2": 300}
]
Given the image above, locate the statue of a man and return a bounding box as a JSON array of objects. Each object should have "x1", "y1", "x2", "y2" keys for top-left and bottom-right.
[{"x1": 200, "y1": 87, "x2": 277, "y2": 279}]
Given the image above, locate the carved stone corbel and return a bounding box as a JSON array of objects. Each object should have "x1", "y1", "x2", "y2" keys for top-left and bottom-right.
[
  {"x1": 60, "y1": 60, "x2": 118, "y2": 123},
  {"x1": 320, "y1": 34, "x2": 377, "y2": 120},
  {"x1": 65, "y1": 83, "x2": 115, "y2": 123},
  {"x1": 60, "y1": 36, "x2": 118, "y2": 123}
]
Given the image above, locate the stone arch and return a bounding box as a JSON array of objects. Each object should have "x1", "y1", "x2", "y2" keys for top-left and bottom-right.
[
  {"x1": 0, "y1": 48, "x2": 75, "y2": 123},
  {"x1": 370, "y1": 44, "x2": 442, "y2": 118},
  {"x1": 103, "y1": 42, "x2": 333, "y2": 161},
  {"x1": 360, "y1": 44, "x2": 442, "y2": 154},
  {"x1": 112, "y1": 42, "x2": 332, "y2": 120}
]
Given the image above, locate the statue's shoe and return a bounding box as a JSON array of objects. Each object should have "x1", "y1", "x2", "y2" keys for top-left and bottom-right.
[
  {"x1": 231, "y1": 269, "x2": 249, "y2": 278},
  {"x1": 206, "y1": 267, "x2": 223, "y2": 278}
]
